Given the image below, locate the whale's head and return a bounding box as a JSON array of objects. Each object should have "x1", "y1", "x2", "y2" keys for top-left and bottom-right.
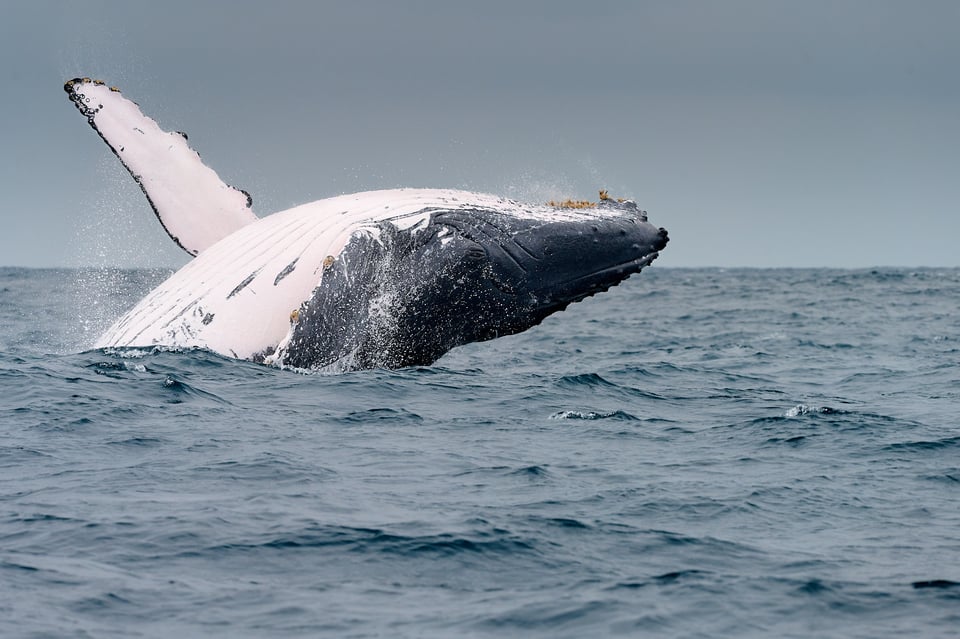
[
  {"x1": 436, "y1": 203, "x2": 669, "y2": 315},
  {"x1": 280, "y1": 200, "x2": 668, "y2": 370}
]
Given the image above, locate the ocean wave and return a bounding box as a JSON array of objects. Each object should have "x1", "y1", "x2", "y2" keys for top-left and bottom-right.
[{"x1": 3, "y1": 267, "x2": 960, "y2": 637}]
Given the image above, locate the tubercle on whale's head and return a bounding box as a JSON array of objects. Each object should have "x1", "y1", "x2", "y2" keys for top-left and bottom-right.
[{"x1": 546, "y1": 189, "x2": 633, "y2": 210}]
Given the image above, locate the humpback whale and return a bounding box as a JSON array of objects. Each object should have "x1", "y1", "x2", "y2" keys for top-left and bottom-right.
[{"x1": 64, "y1": 78, "x2": 668, "y2": 371}]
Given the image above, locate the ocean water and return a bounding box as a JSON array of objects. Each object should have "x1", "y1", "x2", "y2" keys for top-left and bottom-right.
[{"x1": 1, "y1": 266, "x2": 958, "y2": 638}]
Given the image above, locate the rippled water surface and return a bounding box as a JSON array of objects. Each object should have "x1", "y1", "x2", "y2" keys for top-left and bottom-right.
[{"x1": 1, "y1": 267, "x2": 959, "y2": 638}]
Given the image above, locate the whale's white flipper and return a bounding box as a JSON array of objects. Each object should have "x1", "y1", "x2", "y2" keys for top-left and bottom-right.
[{"x1": 64, "y1": 78, "x2": 258, "y2": 256}]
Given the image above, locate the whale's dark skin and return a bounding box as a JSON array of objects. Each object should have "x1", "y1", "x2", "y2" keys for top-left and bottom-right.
[{"x1": 282, "y1": 201, "x2": 668, "y2": 369}]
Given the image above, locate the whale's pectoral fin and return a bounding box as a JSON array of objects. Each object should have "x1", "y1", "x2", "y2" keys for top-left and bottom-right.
[{"x1": 64, "y1": 78, "x2": 258, "y2": 256}]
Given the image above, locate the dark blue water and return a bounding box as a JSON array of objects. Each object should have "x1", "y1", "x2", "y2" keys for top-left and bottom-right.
[{"x1": 2, "y1": 267, "x2": 958, "y2": 638}]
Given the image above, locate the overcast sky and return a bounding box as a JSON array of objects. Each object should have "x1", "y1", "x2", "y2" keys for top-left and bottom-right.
[{"x1": 2, "y1": 1, "x2": 958, "y2": 268}]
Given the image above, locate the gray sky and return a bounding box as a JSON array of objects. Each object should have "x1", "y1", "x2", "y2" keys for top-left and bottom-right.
[{"x1": 2, "y1": 0, "x2": 958, "y2": 268}]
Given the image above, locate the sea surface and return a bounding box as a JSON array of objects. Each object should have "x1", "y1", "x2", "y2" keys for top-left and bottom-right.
[{"x1": 1, "y1": 266, "x2": 958, "y2": 638}]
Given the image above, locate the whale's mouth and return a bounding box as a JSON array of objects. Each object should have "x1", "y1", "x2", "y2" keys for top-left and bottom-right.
[
  {"x1": 542, "y1": 250, "x2": 662, "y2": 309},
  {"x1": 560, "y1": 227, "x2": 669, "y2": 288},
  {"x1": 560, "y1": 250, "x2": 662, "y2": 289},
  {"x1": 513, "y1": 222, "x2": 669, "y2": 308}
]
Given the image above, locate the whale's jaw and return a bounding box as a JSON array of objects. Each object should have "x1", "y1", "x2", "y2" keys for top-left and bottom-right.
[{"x1": 278, "y1": 202, "x2": 668, "y2": 371}]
